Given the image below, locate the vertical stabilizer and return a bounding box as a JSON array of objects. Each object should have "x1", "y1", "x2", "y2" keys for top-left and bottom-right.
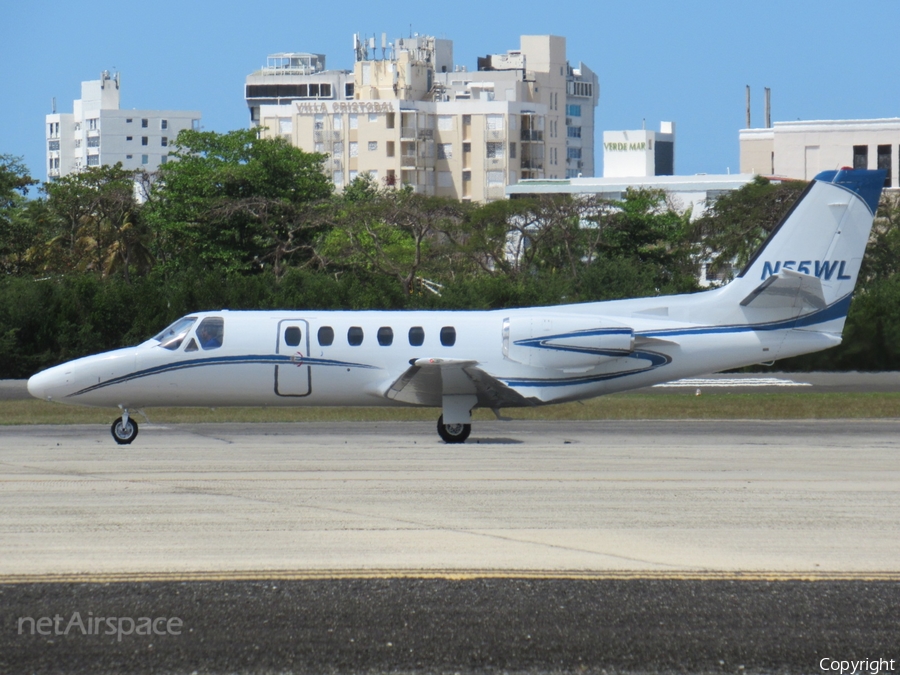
[{"x1": 733, "y1": 169, "x2": 884, "y2": 315}]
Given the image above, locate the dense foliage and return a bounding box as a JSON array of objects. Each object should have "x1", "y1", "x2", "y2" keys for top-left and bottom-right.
[{"x1": 1, "y1": 133, "x2": 898, "y2": 378}]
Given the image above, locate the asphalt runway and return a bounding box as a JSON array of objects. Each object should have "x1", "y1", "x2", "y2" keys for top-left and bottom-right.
[{"x1": 2, "y1": 420, "x2": 899, "y2": 673}]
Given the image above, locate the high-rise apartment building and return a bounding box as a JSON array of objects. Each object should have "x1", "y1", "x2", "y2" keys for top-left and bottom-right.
[
  {"x1": 46, "y1": 71, "x2": 201, "y2": 180},
  {"x1": 246, "y1": 34, "x2": 597, "y2": 201}
]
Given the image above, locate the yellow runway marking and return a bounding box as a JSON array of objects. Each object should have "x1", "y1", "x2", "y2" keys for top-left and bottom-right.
[{"x1": 1, "y1": 570, "x2": 900, "y2": 584}]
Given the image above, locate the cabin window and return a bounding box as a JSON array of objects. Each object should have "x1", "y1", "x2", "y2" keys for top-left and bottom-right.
[
  {"x1": 184, "y1": 338, "x2": 199, "y2": 352},
  {"x1": 284, "y1": 326, "x2": 302, "y2": 347},
  {"x1": 440, "y1": 326, "x2": 456, "y2": 346},
  {"x1": 408, "y1": 326, "x2": 425, "y2": 346},
  {"x1": 154, "y1": 316, "x2": 197, "y2": 351},
  {"x1": 197, "y1": 317, "x2": 224, "y2": 350},
  {"x1": 318, "y1": 326, "x2": 334, "y2": 346},
  {"x1": 377, "y1": 327, "x2": 393, "y2": 346},
  {"x1": 347, "y1": 326, "x2": 364, "y2": 346}
]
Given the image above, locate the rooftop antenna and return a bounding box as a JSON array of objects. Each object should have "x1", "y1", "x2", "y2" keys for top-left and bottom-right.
[
  {"x1": 51, "y1": 97, "x2": 56, "y2": 114},
  {"x1": 746, "y1": 85, "x2": 751, "y2": 128},
  {"x1": 381, "y1": 32, "x2": 387, "y2": 60},
  {"x1": 765, "y1": 87, "x2": 771, "y2": 128}
]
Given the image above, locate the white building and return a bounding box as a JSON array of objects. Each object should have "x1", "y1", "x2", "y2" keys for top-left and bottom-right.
[
  {"x1": 740, "y1": 118, "x2": 899, "y2": 188},
  {"x1": 603, "y1": 122, "x2": 675, "y2": 178},
  {"x1": 249, "y1": 34, "x2": 598, "y2": 201},
  {"x1": 506, "y1": 172, "x2": 755, "y2": 220},
  {"x1": 46, "y1": 72, "x2": 201, "y2": 180}
]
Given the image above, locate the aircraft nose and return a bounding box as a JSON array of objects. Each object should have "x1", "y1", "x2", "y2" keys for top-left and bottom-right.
[{"x1": 27, "y1": 368, "x2": 60, "y2": 401}]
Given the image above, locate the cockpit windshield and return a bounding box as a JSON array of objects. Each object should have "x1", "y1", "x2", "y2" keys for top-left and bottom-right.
[{"x1": 152, "y1": 317, "x2": 197, "y2": 351}]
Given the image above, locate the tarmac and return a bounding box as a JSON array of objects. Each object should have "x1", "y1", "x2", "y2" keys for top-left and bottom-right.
[{"x1": 2, "y1": 383, "x2": 899, "y2": 673}]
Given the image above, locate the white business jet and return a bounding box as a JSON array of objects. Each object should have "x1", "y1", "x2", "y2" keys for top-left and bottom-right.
[{"x1": 28, "y1": 168, "x2": 885, "y2": 444}]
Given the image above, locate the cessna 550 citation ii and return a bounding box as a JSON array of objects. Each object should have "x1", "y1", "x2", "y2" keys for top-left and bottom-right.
[{"x1": 28, "y1": 168, "x2": 885, "y2": 445}]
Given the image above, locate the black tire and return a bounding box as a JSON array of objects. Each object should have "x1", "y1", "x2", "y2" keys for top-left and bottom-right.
[
  {"x1": 437, "y1": 414, "x2": 471, "y2": 444},
  {"x1": 111, "y1": 416, "x2": 139, "y2": 445}
]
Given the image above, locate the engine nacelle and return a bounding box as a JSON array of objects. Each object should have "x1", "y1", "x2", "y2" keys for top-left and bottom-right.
[{"x1": 502, "y1": 314, "x2": 635, "y2": 369}]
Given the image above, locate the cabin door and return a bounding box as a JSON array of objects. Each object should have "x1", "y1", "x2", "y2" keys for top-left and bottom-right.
[{"x1": 275, "y1": 319, "x2": 311, "y2": 397}]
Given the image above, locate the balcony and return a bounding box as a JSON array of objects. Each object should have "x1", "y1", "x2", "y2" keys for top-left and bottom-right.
[
  {"x1": 400, "y1": 127, "x2": 417, "y2": 139},
  {"x1": 486, "y1": 129, "x2": 505, "y2": 141},
  {"x1": 520, "y1": 130, "x2": 543, "y2": 142},
  {"x1": 485, "y1": 185, "x2": 506, "y2": 200}
]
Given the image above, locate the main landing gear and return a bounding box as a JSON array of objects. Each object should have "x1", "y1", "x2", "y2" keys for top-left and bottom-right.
[
  {"x1": 437, "y1": 414, "x2": 471, "y2": 444},
  {"x1": 111, "y1": 409, "x2": 139, "y2": 445}
]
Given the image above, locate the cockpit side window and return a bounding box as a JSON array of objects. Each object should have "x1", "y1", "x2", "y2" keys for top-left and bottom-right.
[
  {"x1": 153, "y1": 317, "x2": 197, "y2": 351},
  {"x1": 197, "y1": 317, "x2": 225, "y2": 350}
]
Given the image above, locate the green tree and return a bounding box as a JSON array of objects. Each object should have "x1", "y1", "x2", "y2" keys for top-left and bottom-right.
[
  {"x1": 42, "y1": 164, "x2": 153, "y2": 281},
  {"x1": 318, "y1": 177, "x2": 469, "y2": 295},
  {"x1": 693, "y1": 176, "x2": 808, "y2": 281},
  {"x1": 149, "y1": 129, "x2": 332, "y2": 275},
  {"x1": 0, "y1": 155, "x2": 40, "y2": 275}
]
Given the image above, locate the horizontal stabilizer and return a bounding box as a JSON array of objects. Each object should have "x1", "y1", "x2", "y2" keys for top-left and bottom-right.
[{"x1": 740, "y1": 269, "x2": 826, "y2": 311}]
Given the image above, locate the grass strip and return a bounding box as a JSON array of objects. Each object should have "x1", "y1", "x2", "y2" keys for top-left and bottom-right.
[{"x1": 2, "y1": 392, "x2": 900, "y2": 425}]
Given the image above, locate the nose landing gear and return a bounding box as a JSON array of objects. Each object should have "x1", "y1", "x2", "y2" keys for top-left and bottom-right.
[{"x1": 111, "y1": 409, "x2": 139, "y2": 445}]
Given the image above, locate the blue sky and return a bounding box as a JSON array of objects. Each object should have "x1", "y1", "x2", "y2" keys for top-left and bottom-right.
[{"x1": 4, "y1": 0, "x2": 900, "y2": 183}]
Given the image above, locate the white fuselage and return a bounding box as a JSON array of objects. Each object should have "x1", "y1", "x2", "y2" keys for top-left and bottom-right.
[{"x1": 26, "y1": 283, "x2": 840, "y2": 412}]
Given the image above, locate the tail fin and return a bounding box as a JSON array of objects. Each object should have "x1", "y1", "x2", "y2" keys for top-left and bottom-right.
[{"x1": 730, "y1": 168, "x2": 884, "y2": 320}]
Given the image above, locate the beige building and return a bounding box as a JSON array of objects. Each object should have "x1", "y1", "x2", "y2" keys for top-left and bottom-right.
[
  {"x1": 740, "y1": 118, "x2": 899, "y2": 188},
  {"x1": 249, "y1": 34, "x2": 598, "y2": 201}
]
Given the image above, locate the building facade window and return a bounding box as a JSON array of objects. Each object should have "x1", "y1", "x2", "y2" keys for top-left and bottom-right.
[
  {"x1": 161, "y1": 119, "x2": 168, "y2": 130},
  {"x1": 142, "y1": 137, "x2": 148, "y2": 146},
  {"x1": 566, "y1": 104, "x2": 582, "y2": 117},
  {"x1": 509, "y1": 142, "x2": 516, "y2": 159},
  {"x1": 486, "y1": 142, "x2": 503, "y2": 159},
  {"x1": 87, "y1": 155, "x2": 99, "y2": 166},
  {"x1": 141, "y1": 155, "x2": 149, "y2": 165},
  {"x1": 349, "y1": 114, "x2": 358, "y2": 129},
  {"x1": 878, "y1": 145, "x2": 891, "y2": 186},
  {"x1": 368, "y1": 141, "x2": 377, "y2": 151},
  {"x1": 567, "y1": 126, "x2": 582, "y2": 138},
  {"x1": 161, "y1": 137, "x2": 168, "y2": 147},
  {"x1": 438, "y1": 115, "x2": 453, "y2": 131},
  {"x1": 567, "y1": 147, "x2": 582, "y2": 160},
  {"x1": 486, "y1": 115, "x2": 504, "y2": 131},
  {"x1": 853, "y1": 145, "x2": 868, "y2": 170},
  {"x1": 141, "y1": 119, "x2": 148, "y2": 128},
  {"x1": 87, "y1": 118, "x2": 98, "y2": 130},
  {"x1": 438, "y1": 143, "x2": 452, "y2": 160},
  {"x1": 349, "y1": 142, "x2": 358, "y2": 157},
  {"x1": 333, "y1": 141, "x2": 344, "y2": 154},
  {"x1": 87, "y1": 137, "x2": 100, "y2": 148}
]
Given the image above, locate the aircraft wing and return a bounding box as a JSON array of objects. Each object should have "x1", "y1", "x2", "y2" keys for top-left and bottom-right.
[{"x1": 385, "y1": 357, "x2": 538, "y2": 409}]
